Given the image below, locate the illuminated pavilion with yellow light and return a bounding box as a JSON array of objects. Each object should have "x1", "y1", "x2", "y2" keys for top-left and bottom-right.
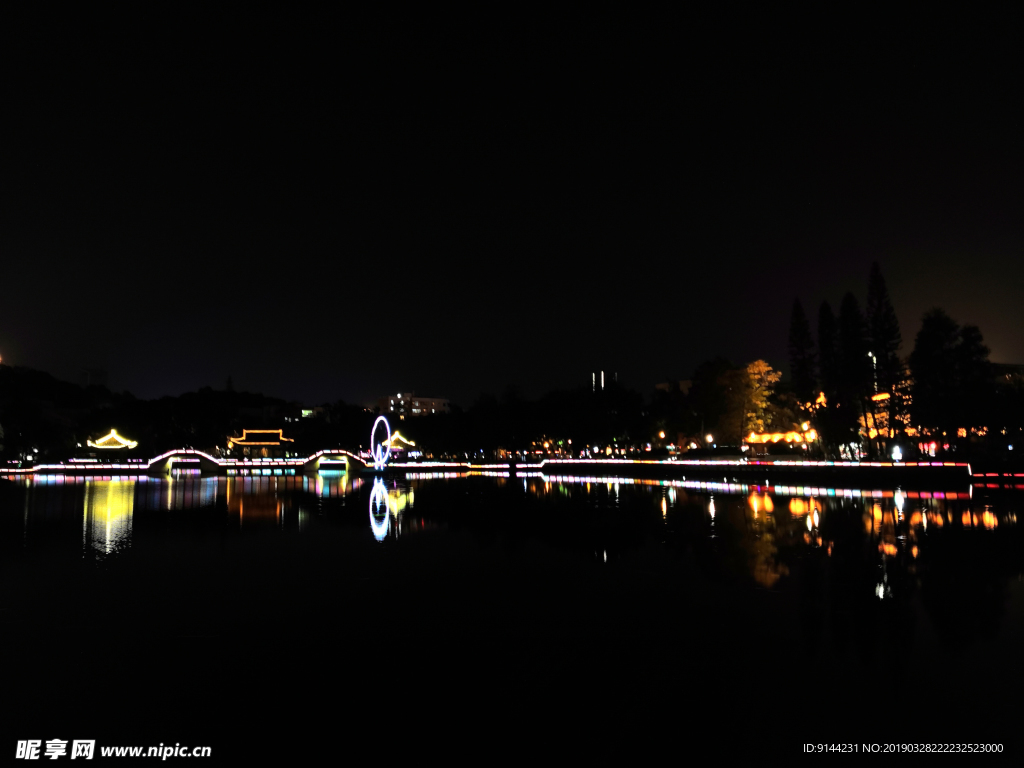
[
  {"x1": 227, "y1": 429, "x2": 295, "y2": 458},
  {"x1": 87, "y1": 429, "x2": 138, "y2": 450}
]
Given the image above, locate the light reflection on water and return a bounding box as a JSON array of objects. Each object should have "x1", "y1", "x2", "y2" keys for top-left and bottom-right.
[
  {"x1": 4, "y1": 472, "x2": 1022, "y2": 601},
  {"x1": 83, "y1": 480, "x2": 134, "y2": 555},
  {"x1": 514, "y1": 473, "x2": 1019, "y2": 592}
]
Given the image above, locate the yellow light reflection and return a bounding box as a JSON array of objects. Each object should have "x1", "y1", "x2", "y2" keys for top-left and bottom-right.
[{"x1": 83, "y1": 480, "x2": 135, "y2": 554}]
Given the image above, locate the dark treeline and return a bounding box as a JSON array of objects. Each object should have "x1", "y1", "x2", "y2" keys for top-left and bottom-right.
[
  {"x1": 1, "y1": 361, "x2": 796, "y2": 462},
  {"x1": 5, "y1": 262, "x2": 1022, "y2": 465},
  {"x1": 0, "y1": 367, "x2": 374, "y2": 461},
  {"x1": 0, "y1": 365, "x2": 652, "y2": 461},
  {"x1": 788, "y1": 262, "x2": 1024, "y2": 461},
  {"x1": 396, "y1": 385, "x2": 646, "y2": 459}
]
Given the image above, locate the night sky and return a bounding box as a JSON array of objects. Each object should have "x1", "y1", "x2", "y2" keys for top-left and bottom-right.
[{"x1": 4, "y1": 17, "x2": 1022, "y2": 407}]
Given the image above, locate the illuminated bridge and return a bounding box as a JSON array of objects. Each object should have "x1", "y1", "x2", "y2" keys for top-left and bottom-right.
[
  {"x1": 1, "y1": 452, "x2": 973, "y2": 488},
  {"x1": 1, "y1": 448, "x2": 368, "y2": 477}
]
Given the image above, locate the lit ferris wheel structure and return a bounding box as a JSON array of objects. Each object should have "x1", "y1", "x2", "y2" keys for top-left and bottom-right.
[{"x1": 370, "y1": 415, "x2": 391, "y2": 471}]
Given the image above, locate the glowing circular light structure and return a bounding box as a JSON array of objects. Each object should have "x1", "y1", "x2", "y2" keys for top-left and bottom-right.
[
  {"x1": 369, "y1": 478, "x2": 390, "y2": 541},
  {"x1": 370, "y1": 416, "x2": 392, "y2": 470}
]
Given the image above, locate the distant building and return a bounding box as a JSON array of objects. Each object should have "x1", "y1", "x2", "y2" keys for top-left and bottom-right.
[{"x1": 377, "y1": 393, "x2": 450, "y2": 420}]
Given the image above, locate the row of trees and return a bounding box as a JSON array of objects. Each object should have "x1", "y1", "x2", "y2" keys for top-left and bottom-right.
[
  {"x1": 4, "y1": 265, "x2": 1017, "y2": 463},
  {"x1": 0, "y1": 359, "x2": 790, "y2": 463},
  {"x1": 788, "y1": 263, "x2": 1006, "y2": 458},
  {"x1": 647, "y1": 358, "x2": 789, "y2": 449},
  {"x1": 0, "y1": 366, "x2": 378, "y2": 461}
]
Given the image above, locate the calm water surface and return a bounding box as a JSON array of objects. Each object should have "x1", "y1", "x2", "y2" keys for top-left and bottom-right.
[{"x1": 4, "y1": 470, "x2": 1023, "y2": 757}]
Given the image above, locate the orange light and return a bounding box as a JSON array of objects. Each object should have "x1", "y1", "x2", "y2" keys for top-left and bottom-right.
[
  {"x1": 745, "y1": 430, "x2": 816, "y2": 444},
  {"x1": 228, "y1": 429, "x2": 295, "y2": 447},
  {"x1": 871, "y1": 392, "x2": 891, "y2": 401}
]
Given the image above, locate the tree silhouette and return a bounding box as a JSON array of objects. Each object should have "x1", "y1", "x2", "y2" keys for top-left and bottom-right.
[
  {"x1": 955, "y1": 323, "x2": 993, "y2": 429},
  {"x1": 909, "y1": 309, "x2": 992, "y2": 436},
  {"x1": 817, "y1": 302, "x2": 839, "y2": 401},
  {"x1": 816, "y1": 302, "x2": 846, "y2": 453},
  {"x1": 787, "y1": 298, "x2": 817, "y2": 404},
  {"x1": 839, "y1": 292, "x2": 872, "y2": 405},
  {"x1": 909, "y1": 309, "x2": 960, "y2": 432},
  {"x1": 687, "y1": 357, "x2": 735, "y2": 439},
  {"x1": 865, "y1": 263, "x2": 905, "y2": 445},
  {"x1": 866, "y1": 262, "x2": 903, "y2": 394}
]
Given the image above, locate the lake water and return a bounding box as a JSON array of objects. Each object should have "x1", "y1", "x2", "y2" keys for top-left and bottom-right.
[{"x1": 4, "y1": 471, "x2": 1023, "y2": 758}]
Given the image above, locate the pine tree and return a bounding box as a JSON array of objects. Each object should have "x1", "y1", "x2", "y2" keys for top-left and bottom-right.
[
  {"x1": 839, "y1": 292, "x2": 872, "y2": 404},
  {"x1": 866, "y1": 262, "x2": 903, "y2": 394},
  {"x1": 838, "y1": 293, "x2": 873, "y2": 452},
  {"x1": 817, "y1": 302, "x2": 839, "y2": 400},
  {"x1": 817, "y1": 302, "x2": 844, "y2": 454},
  {"x1": 788, "y1": 298, "x2": 817, "y2": 404}
]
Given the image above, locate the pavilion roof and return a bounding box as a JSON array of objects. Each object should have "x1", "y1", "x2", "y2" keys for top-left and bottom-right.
[{"x1": 228, "y1": 429, "x2": 295, "y2": 446}]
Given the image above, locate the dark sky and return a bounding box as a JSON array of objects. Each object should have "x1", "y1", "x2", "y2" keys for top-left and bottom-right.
[{"x1": 3, "y1": 15, "x2": 1022, "y2": 407}]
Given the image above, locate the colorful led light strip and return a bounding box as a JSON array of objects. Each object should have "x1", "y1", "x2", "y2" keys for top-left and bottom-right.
[{"x1": 3, "y1": 452, "x2": 971, "y2": 478}]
